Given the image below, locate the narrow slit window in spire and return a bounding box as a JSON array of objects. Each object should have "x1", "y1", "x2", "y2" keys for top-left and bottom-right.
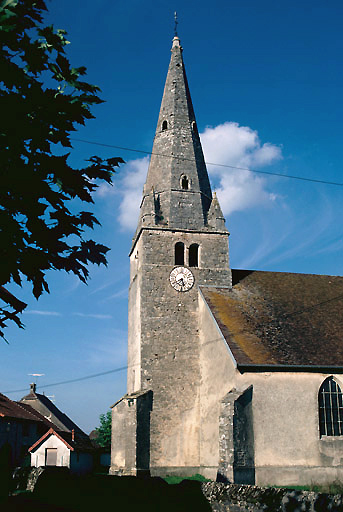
[{"x1": 181, "y1": 175, "x2": 189, "y2": 190}]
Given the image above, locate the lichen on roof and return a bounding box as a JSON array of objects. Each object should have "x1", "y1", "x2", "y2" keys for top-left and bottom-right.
[{"x1": 201, "y1": 269, "x2": 343, "y2": 368}]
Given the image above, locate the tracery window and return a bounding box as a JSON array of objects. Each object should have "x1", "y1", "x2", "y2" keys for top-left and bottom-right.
[
  {"x1": 318, "y1": 377, "x2": 343, "y2": 436},
  {"x1": 175, "y1": 242, "x2": 184, "y2": 265}
]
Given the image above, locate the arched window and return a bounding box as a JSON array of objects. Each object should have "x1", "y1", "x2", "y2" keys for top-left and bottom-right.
[
  {"x1": 175, "y1": 242, "x2": 184, "y2": 265},
  {"x1": 318, "y1": 377, "x2": 343, "y2": 436},
  {"x1": 181, "y1": 175, "x2": 189, "y2": 190},
  {"x1": 162, "y1": 120, "x2": 168, "y2": 131},
  {"x1": 189, "y1": 243, "x2": 199, "y2": 267}
]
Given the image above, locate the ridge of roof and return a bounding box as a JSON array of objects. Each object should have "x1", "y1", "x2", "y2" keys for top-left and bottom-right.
[
  {"x1": 20, "y1": 390, "x2": 87, "y2": 436},
  {"x1": 29, "y1": 427, "x2": 94, "y2": 453}
]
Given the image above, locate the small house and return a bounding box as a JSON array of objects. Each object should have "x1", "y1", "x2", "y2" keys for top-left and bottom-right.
[{"x1": 29, "y1": 427, "x2": 94, "y2": 475}]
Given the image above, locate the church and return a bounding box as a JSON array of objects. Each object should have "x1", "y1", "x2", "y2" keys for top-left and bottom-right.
[{"x1": 110, "y1": 35, "x2": 343, "y2": 487}]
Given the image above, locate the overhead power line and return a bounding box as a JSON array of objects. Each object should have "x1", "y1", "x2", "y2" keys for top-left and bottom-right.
[
  {"x1": 71, "y1": 137, "x2": 343, "y2": 188},
  {"x1": 3, "y1": 367, "x2": 127, "y2": 394},
  {"x1": 4, "y1": 287, "x2": 343, "y2": 395}
]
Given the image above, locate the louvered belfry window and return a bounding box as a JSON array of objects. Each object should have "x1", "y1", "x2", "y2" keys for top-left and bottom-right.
[
  {"x1": 189, "y1": 243, "x2": 199, "y2": 267},
  {"x1": 318, "y1": 377, "x2": 343, "y2": 436},
  {"x1": 175, "y1": 242, "x2": 184, "y2": 265}
]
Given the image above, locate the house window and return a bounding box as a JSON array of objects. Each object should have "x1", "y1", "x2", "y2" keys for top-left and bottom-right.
[
  {"x1": 45, "y1": 448, "x2": 57, "y2": 466},
  {"x1": 319, "y1": 377, "x2": 343, "y2": 436},
  {"x1": 189, "y1": 244, "x2": 199, "y2": 267},
  {"x1": 175, "y1": 242, "x2": 184, "y2": 265},
  {"x1": 162, "y1": 120, "x2": 168, "y2": 131}
]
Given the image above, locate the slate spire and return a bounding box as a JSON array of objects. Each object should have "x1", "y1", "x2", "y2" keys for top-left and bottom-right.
[{"x1": 135, "y1": 36, "x2": 215, "y2": 236}]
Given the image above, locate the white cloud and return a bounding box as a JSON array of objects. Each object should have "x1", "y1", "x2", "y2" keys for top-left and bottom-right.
[
  {"x1": 24, "y1": 310, "x2": 62, "y2": 316},
  {"x1": 116, "y1": 123, "x2": 282, "y2": 230},
  {"x1": 72, "y1": 312, "x2": 113, "y2": 319},
  {"x1": 95, "y1": 182, "x2": 116, "y2": 198},
  {"x1": 118, "y1": 156, "x2": 150, "y2": 231},
  {"x1": 102, "y1": 287, "x2": 128, "y2": 302},
  {"x1": 200, "y1": 122, "x2": 282, "y2": 216}
]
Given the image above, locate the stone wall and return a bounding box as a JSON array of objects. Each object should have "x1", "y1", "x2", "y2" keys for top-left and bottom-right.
[
  {"x1": 201, "y1": 482, "x2": 343, "y2": 511},
  {"x1": 126, "y1": 227, "x2": 231, "y2": 475},
  {"x1": 8, "y1": 471, "x2": 343, "y2": 512}
]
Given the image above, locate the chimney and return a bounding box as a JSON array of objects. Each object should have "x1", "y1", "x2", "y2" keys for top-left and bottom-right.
[
  {"x1": 30, "y1": 383, "x2": 36, "y2": 393},
  {"x1": 72, "y1": 429, "x2": 75, "y2": 442}
]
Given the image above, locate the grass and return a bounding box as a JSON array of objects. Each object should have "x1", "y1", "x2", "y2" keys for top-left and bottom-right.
[{"x1": 163, "y1": 473, "x2": 211, "y2": 485}]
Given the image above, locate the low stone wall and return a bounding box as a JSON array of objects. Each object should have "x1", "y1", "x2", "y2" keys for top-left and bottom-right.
[
  {"x1": 8, "y1": 469, "x2": 343, "y2": 511},
  {"x1": 13, "y1": 467, "x2": 45, "y2": 493},
  {"x1": 201, "y1": 482, "x2": 343, "y2": 511}
]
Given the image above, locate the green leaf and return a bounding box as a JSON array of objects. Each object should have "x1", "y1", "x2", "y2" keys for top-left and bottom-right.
[
  {"x1": 0, "y1": 0, "x2": 18, "y2": 10},
  {"x1": 0, "y1": 0, "x2": 122, "y2": 342}
]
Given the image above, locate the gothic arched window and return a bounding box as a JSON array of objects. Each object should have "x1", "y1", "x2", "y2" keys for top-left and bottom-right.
[
  {"x1": 318, "y1": 377, "x2": 343, "y2": 436},
  {"x1": 189, "y1": 244, "x2": 199, "y2": 267},
  {"x1": 181, "y1": 175, "x2": 189, "y2": 190},
  {"x1": 175, "y1": 242, "x2": 184, "y2": 265},
  {"x1": 162, "y1": 120, "x2": 168, "y2": 131}
]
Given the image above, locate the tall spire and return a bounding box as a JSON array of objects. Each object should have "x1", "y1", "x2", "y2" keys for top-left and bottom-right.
[{"x1": 135, "y1": 35, "x2": 214, "y2": 237}]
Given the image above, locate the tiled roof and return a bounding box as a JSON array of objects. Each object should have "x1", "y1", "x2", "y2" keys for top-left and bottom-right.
[
  {"x1": 20, "y1": 390, "x2": 87, "y2": 436},
  {"x1": 18, "y1": 402, "x2": 58, "y2": 430},
  {"x1": 29, "y1": 428, "x2": 94, "y2": 453},
  {"x1": 58, "y1": 430, "x2": 94, "y2": 452},
  {"x1": 0, "y1": 393, "x2": 41, "y2": 421},
  {"x1": 201, "y1": 269, "x2": 343, "y2": 369}
]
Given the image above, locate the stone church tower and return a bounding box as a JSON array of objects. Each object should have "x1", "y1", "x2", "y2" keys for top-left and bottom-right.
[{"x1": 110, "y1": 36, "x2": 231, "y2": 477}]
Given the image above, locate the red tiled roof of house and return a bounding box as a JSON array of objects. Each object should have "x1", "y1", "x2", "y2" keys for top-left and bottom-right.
[
  {"x1": 29, "y1": 428, "x2": 94, "y2": 453},
  {"x1": 0, "y1": 393, "x2": 40, "y2": 421}
]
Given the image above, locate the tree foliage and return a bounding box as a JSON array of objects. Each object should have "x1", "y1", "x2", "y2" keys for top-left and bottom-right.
[
  {"x1": 0, "y1": 0, "x2": 123, "y2": 340},
  {"x1": 94, "y1": 411, "x2": 112, "y2": 450}
]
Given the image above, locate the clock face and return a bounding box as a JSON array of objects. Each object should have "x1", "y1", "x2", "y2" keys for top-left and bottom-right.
[{"x1": 169, "y1": 267, "x2": 194, "y2": 292}]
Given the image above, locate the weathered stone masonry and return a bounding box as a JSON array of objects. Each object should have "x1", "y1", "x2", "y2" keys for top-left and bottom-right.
[{"x1": 110, "y1": 35, "x2": 231, "y2": 476}]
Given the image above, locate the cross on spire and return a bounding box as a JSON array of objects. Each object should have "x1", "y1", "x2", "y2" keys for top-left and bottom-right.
[{"x1": 174, "y1": 11, "x2": 178, "y2": 37}]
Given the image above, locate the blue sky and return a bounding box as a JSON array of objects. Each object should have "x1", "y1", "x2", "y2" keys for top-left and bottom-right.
[{"x1": 2, "y1": 0, "x2": 343, "y2": 433}]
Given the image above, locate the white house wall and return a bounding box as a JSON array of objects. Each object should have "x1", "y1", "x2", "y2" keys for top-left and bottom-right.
[{"x1": 31, "y1": 435, "x2": 70, "y2": 468}]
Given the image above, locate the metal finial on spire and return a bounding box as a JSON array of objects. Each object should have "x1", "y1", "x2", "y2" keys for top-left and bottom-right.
[{"x1": 174, "y1": 11, "x2": 178, "y2": 37}]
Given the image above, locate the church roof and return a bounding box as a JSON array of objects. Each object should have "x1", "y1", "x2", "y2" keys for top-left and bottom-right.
[{"x1": 201, "y1": 269, "x2": 343, "y2": 370}]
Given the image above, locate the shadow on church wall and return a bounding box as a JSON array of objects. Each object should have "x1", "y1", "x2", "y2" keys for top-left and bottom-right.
[{"x1": 136, "y1": 390, "x2": 153, "y2": 473}]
